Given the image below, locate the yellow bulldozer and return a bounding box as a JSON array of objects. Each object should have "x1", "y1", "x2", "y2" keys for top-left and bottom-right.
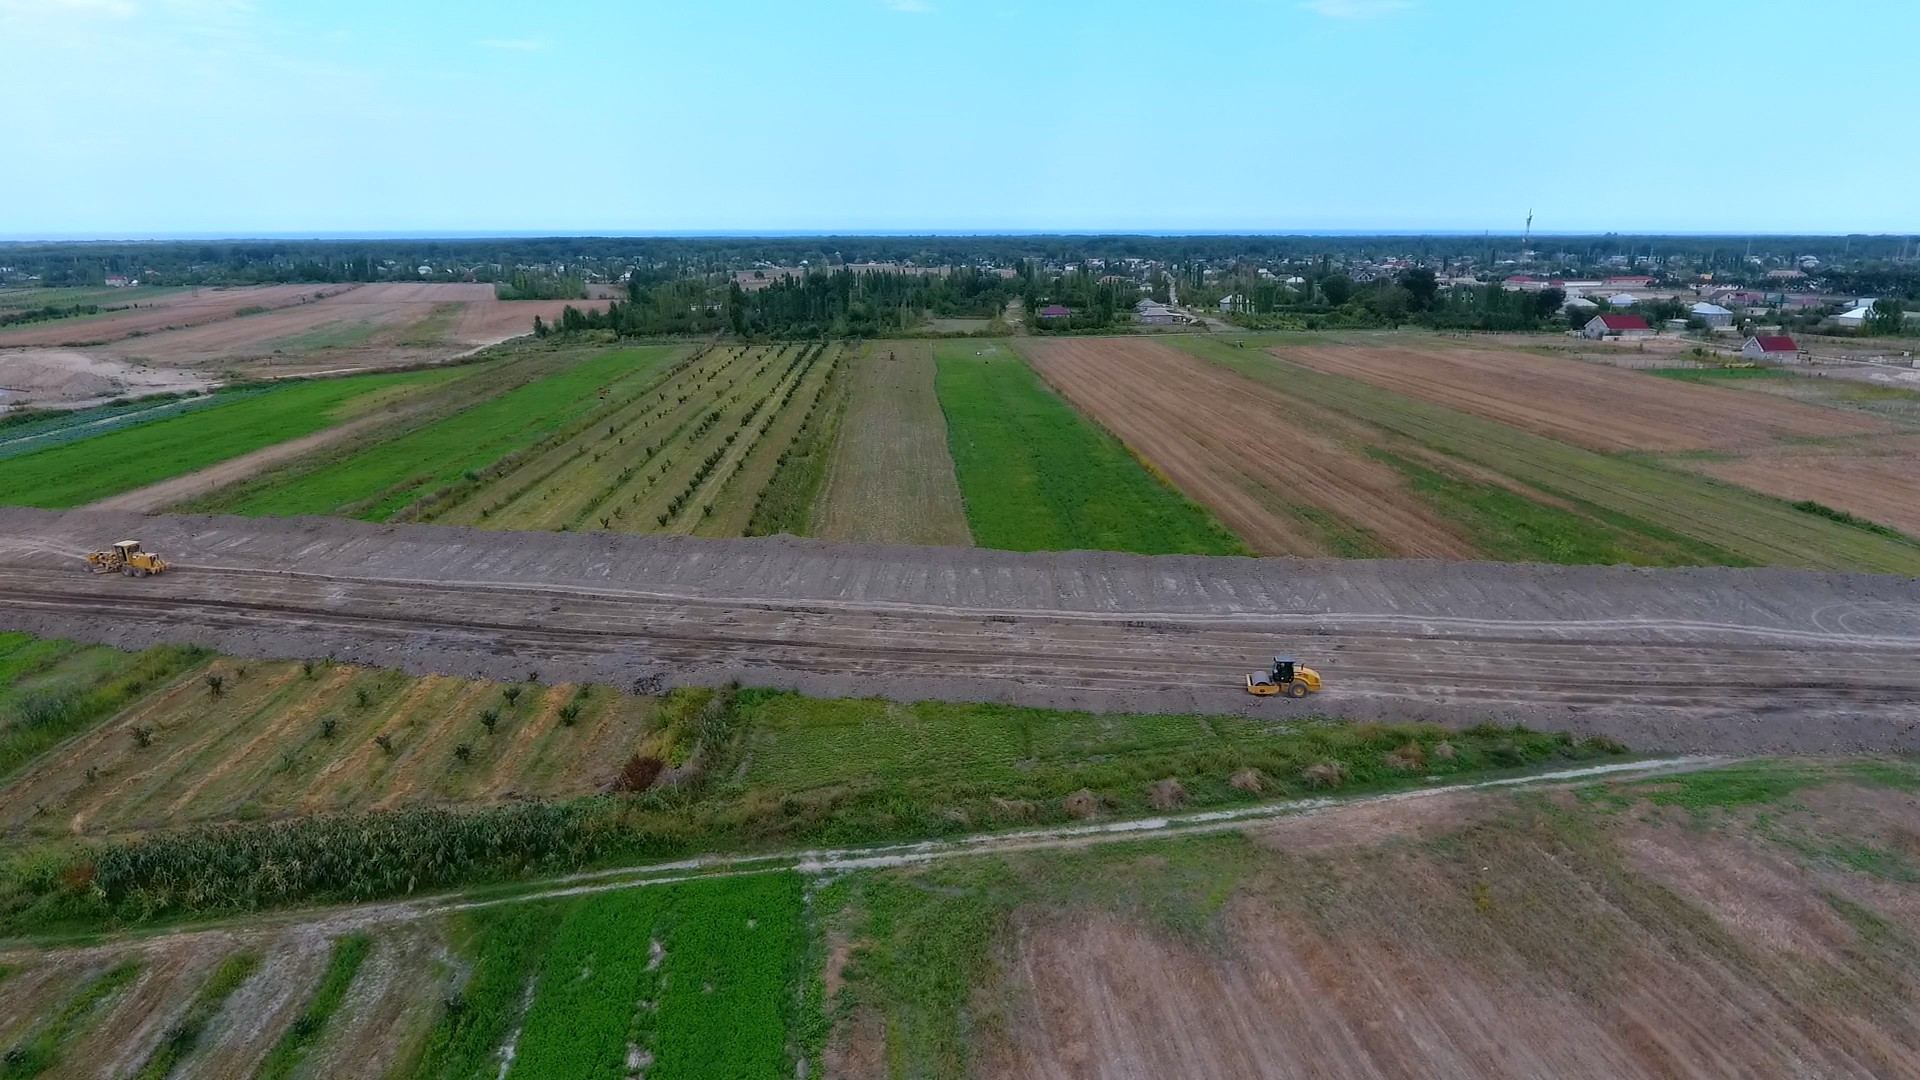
[
  {"x1": 85, "y1": 540, "x2": 169, "y2": 577},
  {"x1": 1246, "y1": 655, "x2": 1322, "y2": 698}
]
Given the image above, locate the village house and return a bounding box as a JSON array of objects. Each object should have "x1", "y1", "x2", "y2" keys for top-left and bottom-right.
[
  {"x1": 1584, "y1": 313, "x2": 1654, "y2": 340},
  {"x1": 1742, "y1": 335, "x2": 1800, "y2": 361}
]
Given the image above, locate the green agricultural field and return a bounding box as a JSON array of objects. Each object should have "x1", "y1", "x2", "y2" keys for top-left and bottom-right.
[
  {"x1": 1173, "y1": 336, "x2": 1920, "y2": 573},
  {"x1": 207, "y1": 345, "x2": 684, "y2": 520},
  {"x1": 933, "y1": 341, "x2": 1244, "y2": 554},
  {"x1": 0, "y1": 368, "x2": 466, "y2": 508},
  {"x1": 0, "y1": 633, "x2": 208, "y2": 784}
]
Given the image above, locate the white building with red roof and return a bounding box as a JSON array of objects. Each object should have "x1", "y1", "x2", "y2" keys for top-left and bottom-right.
[
  {"x1": 1742, "y1": 335, "x2": 1800, "y2": 360},
  {"x1": 1583, "y1": 313, "x2": 1654, "y2": 340}
]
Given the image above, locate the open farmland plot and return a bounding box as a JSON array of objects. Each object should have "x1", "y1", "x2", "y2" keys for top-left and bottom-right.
[
  {"x1": 0, "y1": 650, "x2": 660, "y2": 840},
  {"x1": 815, "y1": 340, "x2": 972, "y2": 546},
  {"x1": 1172, "y1": 336, "x2": 1920, "y2": 572},
  {"x1": 934, "y1": 340, "x2": 1244, "y2": 555},
  {"x1": 0, "y1": 876, "x2": 805, "y2": 1079},
  {"x1": 203, "y1": 345, "x2": 687, "y2": 521},
  {"x1": 388, "y1": 341, "x2": 847, "y2": 536},
  {"x1": 1683, "y1": 433, "x2": 1920, "y2": 539},
  {"x1": 1021, "y1": 337, "x2": 1473, "y2": 558},
  {"x1": 0, "y1": 366, "x2": 467, "y2": 509},
  {"x1": 1280, "y1": 340, "x2": 1886, "y2": 452},
  {"x1": 0, "y1": 284, "x2": 348, "y2": 348}
]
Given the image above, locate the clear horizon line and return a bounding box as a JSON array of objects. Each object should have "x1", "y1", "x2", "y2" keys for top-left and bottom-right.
[{"x1": 3, "y1": 227, "x2": 1919, "y2": 244}]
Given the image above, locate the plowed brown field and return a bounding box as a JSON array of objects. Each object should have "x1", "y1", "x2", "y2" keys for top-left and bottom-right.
[
  {"x1": 1022, "y1": 338, "x2": 1473, "y2": 557},
  {"x1": 1279, "y1": 342, "x2": 1884, "y2": 451},
  {"x1": 0, "y1": 284, "x2": 352, "y2": 347}
]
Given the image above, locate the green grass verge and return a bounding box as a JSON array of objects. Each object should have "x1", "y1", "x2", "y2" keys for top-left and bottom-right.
[
  {"x1": 131, "y1": 951, "x2": 260, "y2": 1080},
  {"x1": 0, "y1": 369, "x2": 457, "y2": 508},
  {"x1": 932, "y1": 342, "x2": 1244, "y2": 554},
  {"x1": 0, "y1": 960, "x2": 139, "y2": 1077},
  {"x1": 212, "y1": 346, "x2": 678, "y2": 520},
  {"x1": 255, "y1": 934, "x2": 370, "y2": 1080},
  {"x1": 0, "y1": 637, "x2": 209, "y2": 783}
]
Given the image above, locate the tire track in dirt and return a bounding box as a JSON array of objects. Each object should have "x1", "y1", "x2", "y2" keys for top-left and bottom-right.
[{"x1": 1021, "y1": 337, "x2": 1475, "y2": 557}]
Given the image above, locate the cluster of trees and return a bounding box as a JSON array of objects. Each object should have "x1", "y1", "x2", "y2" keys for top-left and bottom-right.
[
  {"x1": 493, "y1": 270, "x2": 587, "y2": 301},
  {"x1": 1219, "y1": 268, "x2": 1576, "y2": 332},
  {"x1": 538, "y1": 267, "x2": 1015, "y2": 340},
  {"x1": 0, "y1": 301, "x2": 100, "y2": 328},
  {"x1": 1020, "y1": 264, "x2": 1136, "y2": 332}
]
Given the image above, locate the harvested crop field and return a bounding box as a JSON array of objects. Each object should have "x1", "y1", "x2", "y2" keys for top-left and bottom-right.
[
  {"x1": 1174, "y1": 336, "x2": 1920, "y2": 573},
  {"x1": 1687, "y1": 436, "x2": 1920, "y2": 538},
  {"x1": 101, "y1": 282, "x2": 613, "y2": 374},
  {"x1": 815, "y1": 340, "x2": 971, "y2": 546},
  {"x1": 2, "y1": 508, "x2": 1919, "y2": 752},
  {"x1": 1280, "y1": 340, "x2": 1883, "y2": 452},
  {"x1": 1022, "y1": 337, "x2": 1472, "y2": 557}
]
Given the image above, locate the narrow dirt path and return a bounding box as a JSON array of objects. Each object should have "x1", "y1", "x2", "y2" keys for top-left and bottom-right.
[
  {"x1": 0, "y1": 755, "x2": 1717, "y2": 959},
  {"x1": 84, "y1": 411, "x2": 400, "y2": 512}
]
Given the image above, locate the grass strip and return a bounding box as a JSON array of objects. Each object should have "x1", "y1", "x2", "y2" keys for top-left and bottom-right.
[
  {"x1": 255, "y1": 934, "x2": 370, "y2": 1080},
  {"x1": 131, "y1": 951, "x2": 260, "y2": 1079},
  {"x1": 933, "y1": 342, "x2": 1243, "y2": 554}
]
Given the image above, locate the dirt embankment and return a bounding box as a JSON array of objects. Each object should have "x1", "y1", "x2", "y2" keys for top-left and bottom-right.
[{"x1": 0, "y1": 509, "x2": 1917, "y2": 753}]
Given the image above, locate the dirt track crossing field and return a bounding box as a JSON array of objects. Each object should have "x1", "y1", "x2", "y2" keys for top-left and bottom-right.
[
  {"x1": 1, "y1": 508, "x2": 1917, "y2": 753},
  {"x1": 1021, "y1": 337, "x2": 1473, "y2": 557}
]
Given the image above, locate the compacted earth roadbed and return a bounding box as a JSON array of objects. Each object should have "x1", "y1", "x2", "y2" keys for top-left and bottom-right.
[{"x1": 1, "y1": 507, "x2": 1916, "y2": 753}]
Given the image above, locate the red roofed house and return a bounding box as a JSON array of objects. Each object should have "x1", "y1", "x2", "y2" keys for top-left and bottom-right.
[
  {"x1": 1583, "y1": 313, "x2": 1653, "y2": 340},
  {"x1": 1037, "y1": 304, "x2": 1072, "y2": 320},
  {"x1": 1742, "y1": 335, "x2": 1800, "y2": 361}
]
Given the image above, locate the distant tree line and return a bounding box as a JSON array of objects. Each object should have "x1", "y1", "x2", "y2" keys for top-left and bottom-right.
[{"x1": 540, "y1": 268, "x2": 1015, "y2": 340}]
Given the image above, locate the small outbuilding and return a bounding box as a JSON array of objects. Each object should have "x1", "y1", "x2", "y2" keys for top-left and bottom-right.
[
  {"x1": 1584, "y1": 314, "x2": 1654, "y2": 340},
  {"x1": 1742, "y1": 335, "x2": 1799, "y2": 360},
  {"x1": 1037, "y1": 304, "x2": 1073, "y2": 320}
]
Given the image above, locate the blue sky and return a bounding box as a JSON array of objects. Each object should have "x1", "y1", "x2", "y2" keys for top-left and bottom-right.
[{"x1": 1, "y1": 0, "x2": 1914, "y2": 237}]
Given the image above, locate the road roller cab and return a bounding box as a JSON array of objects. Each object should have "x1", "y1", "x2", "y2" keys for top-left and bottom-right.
[{"x1": 1246, "y1": 655, "x2": 1321, "y2": 698}]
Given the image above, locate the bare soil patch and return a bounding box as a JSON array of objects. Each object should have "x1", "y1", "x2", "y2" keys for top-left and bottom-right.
[
  {"x1": 1282, "y1": 342, "x2": 1883, "y2": 452},
  {"x1": 815, "y1": 341, "x2": 972, "y2": 546},
  {"x1": 0, "y1": 348, "x2": 212, "y2": 408},
  {"x1": 1023, "y1": 337, "x2": 1474, "y2": 557}
]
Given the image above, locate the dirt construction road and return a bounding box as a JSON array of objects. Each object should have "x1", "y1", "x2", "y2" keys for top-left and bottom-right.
[{"x1": 1, "y1": 508, "x2": 1917, "y2": 753}]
